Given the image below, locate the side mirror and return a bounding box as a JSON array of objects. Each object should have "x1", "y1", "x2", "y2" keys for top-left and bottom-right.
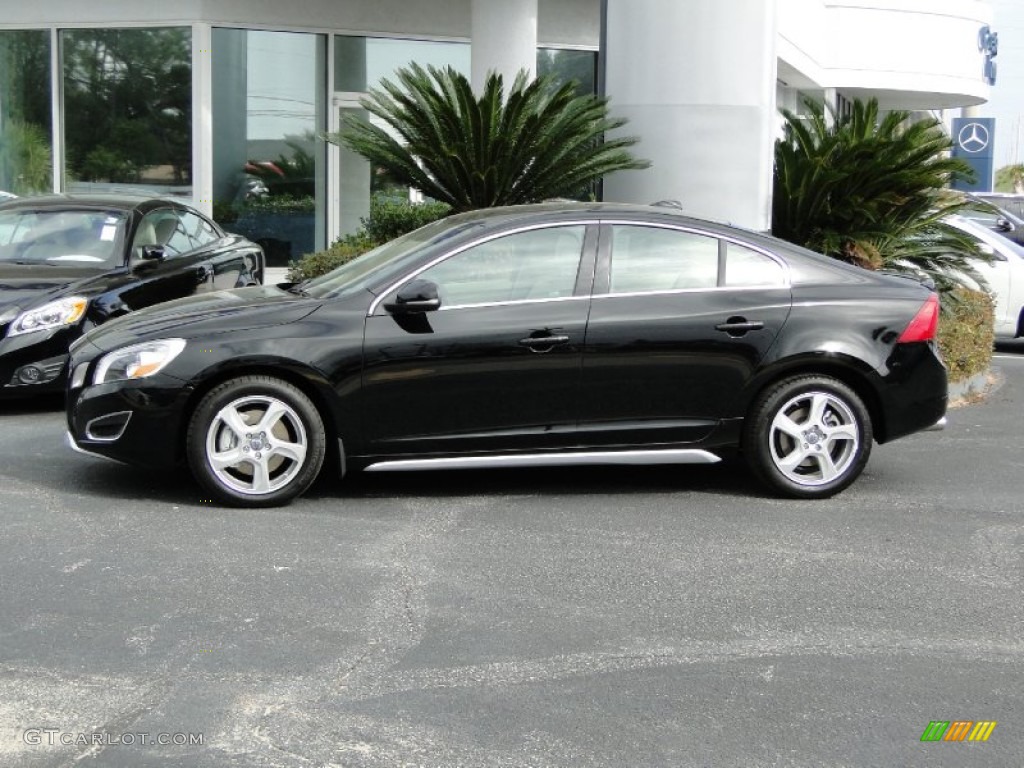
[
  {"x1": 996, "y1": 217, "x2": 1015, "y2": 233},
  {"x1": 141, "y1": 245, "x2": 166, "y2": 261},
  {"x1": 384, "y1": 278, "x2": 441, "y2": 314}
]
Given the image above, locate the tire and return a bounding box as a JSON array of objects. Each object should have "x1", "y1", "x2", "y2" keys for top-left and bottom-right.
[
  {"x1": 743, "y1": 375, "x2": 872, "y2": 499},
  {"x1": 186, "y1": 376, "x2": 326, "y2": 507}
]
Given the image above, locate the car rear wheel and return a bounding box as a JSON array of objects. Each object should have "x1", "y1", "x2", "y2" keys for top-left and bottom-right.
[
  {"x1": 186, "y1": 376, "x2": 326, "y2": 507},
  {"x1": 743, "y1": 375, "x2": 872, "y2": 499}
]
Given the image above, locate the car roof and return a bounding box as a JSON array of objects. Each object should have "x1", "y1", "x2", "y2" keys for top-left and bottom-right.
[
  {"x1": 0, "y1": 192, "x2": 190, "y2": 213},
  {"x1": 441, "y1": 201, "x2": 769, "y2": 235}
]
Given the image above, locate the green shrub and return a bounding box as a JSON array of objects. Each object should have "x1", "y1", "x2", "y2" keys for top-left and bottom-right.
[
  {"x1": 937, "y1": 288, "x2": 995, "y2": 383},
  {"x1": 285, "y1": 240, "x2": 367, "y2": 282},
  {"x1": 286, "y1": 195, "x2": 449, "y2": 282},
  {"x1": 240, "y1": 195, "x2": 316, "y2": 215},
  {"x1": 364, "y1": 195, "x2": 449, "y2": 242}
]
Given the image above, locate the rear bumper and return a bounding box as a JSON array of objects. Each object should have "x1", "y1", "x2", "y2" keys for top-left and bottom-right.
[{"x1": 876, "y1": 341, "x2": 948, "y2": 443}]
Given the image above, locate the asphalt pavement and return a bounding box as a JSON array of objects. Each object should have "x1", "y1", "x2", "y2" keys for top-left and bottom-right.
[{"x1": 1, "y1": 346, "x2": 1022, "y2": 767}]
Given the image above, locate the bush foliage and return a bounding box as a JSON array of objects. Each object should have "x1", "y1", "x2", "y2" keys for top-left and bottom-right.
[
  {"x1": 286, "y1": 240, "x2": 367, "y2": 282},
  {"x1": 937, "y1": 288, "x2": 995, "y2": 383},
  {"x1": 363, "y1": 196, "x2": 450, "y2": 243},
  {"x1": 286, "y1": 194, "x2": 449, "y2": 282}
]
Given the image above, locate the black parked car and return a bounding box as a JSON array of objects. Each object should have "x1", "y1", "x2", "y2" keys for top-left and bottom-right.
[
  {"x1": 0, "y1": 194, "x2": 264, "y2": 395},
  {"x1": 66, "y1": 203, "x2": 947, "y2": 506}
]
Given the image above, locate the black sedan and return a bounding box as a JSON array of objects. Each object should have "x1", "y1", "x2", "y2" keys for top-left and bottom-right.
[
  {"x1": 0, "y1": 194, "x2": 264, "y2": 395},
  {"x1": 65, "y1": 203, "x2": 947, "y2": 506}
]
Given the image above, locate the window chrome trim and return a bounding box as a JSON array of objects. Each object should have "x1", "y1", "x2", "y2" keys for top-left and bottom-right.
[
  {"x1": 367, "y1": 220, "x2": 598, "y2": 316},
  {"x1": 437, "y1": 294, "x2": 591, "y2": 312},
  {"x1": 368, "y1": 217, "x2": 793, "y2": 314},
  {"x1": 593, "y1": 284, "x2": 793, "y2": 301}
]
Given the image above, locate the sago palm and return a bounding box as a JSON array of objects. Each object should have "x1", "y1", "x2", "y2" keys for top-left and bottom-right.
[
  {"x1": 773, "y1": 98, "x2": 984, "y2": 294},
  {"x1": 332, "y1": 63, "x2": 648, "y2": 212},
  {"x1": 995, "y1": 163, "x2": 1024, "y2": 193}
]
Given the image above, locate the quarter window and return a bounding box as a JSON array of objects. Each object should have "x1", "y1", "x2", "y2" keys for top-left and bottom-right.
[
  {"x1": 609, "y1": 225, "x2": 719, "y2": 293},
  {"x1": 414, "y1": 226, "x2": 586, "y2": 307},
  {"x1": 724, "y1": 243, "x2": 786, "y2": 287}
]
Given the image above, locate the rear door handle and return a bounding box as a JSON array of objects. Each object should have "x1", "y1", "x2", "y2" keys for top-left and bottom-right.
[
  {"x1": 715, "y1": 317, "x2": 764, "y2": 337},
  {"x1": 518, "y1": 334, "x2": 571, "y2": 352}
]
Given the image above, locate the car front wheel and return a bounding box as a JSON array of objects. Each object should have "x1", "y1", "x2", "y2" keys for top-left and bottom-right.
[
  {"x1": 186, "y1": 376, "x2": 326, "y2": 507},
  {"x1": 743, "y1": 375, "x2": 872, "y2": 499}
]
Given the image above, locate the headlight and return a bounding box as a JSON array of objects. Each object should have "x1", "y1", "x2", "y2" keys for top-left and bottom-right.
[
  {"x1": 93, "y1": 339, "x2": 187, "y2": 385},
  {"x1": 8, "y1": 296, "x2": 88, "y2": 336}
]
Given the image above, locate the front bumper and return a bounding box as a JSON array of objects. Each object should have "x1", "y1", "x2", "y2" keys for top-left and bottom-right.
[
  {"x1": 0, "y1": 326, "x2": 79, "y2": 396},
  {"x1": 66, "y1": 372, "x2": 193, "y2": 468}
]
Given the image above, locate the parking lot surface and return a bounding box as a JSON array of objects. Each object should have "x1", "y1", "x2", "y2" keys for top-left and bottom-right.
[{"x1": 1, "y1": 345, "x2": 1023, "y2": 767}]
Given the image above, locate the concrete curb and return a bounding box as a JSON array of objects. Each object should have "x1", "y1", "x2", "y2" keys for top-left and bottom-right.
[{"x1": 948, "y1": 368, "x2": 994, "y2": 406}]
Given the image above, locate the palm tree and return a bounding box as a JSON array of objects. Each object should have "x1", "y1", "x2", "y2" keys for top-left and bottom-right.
[
  {"x1": 330, "y1": 63, "x2": 648, "y2": 212},
  {"x1": 995, "y1": 163, "x2": 1024, "y2": 193},
  {"x1": 773, "y1": 98, "x2": 984, "y2": 294}
]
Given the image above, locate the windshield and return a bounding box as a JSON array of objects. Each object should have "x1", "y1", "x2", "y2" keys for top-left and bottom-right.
[
  {"x1": 303, "y1": 217, "x2": 485, "y2": 299},
  {"x1": 0, "y1": 209, "x2": 127, "y2": 269}
]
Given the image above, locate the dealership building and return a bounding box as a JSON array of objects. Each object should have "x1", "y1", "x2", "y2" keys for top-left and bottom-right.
[{"x1": 0, "y1": 0, "x2": 995, "y2": 264}]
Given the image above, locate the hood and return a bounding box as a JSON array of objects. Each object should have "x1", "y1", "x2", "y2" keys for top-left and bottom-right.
[
  {"x1": 0, "y1": 262, "x2": 108, "y2": 313},
  {"x1": 78, "y1": 284, "x2": 323, "y2": 352}
]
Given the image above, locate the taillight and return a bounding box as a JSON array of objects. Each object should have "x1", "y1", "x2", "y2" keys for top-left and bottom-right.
[{"x1": 897, "y1": 293, "x2": 939, "y2": 343}]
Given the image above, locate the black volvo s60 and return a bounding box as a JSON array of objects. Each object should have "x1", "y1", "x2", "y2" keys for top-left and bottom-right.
[
  {"x1": 65, "y1": 203, "x2": 947, "y2": 506},
  {"x1": 0, "y1": 194, "x2": 264, "y2": 396}
]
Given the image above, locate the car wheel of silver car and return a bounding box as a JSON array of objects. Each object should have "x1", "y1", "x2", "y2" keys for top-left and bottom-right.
[
  {"x1": 743, "y1": 375, "x2": 872, "y2": 499},
  {"x1": 187, "y1": 375, "x2": 326, "y2": 507}
]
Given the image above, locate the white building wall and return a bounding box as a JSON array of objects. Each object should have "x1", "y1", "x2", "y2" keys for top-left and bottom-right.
[{"x1": 778, "y1": 0, "x2": 993, "y2": 109}]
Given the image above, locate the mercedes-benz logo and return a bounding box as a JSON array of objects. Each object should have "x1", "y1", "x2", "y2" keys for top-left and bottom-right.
[{"x1": 958, "y1": 122, "x2": 990, "y2": 153}]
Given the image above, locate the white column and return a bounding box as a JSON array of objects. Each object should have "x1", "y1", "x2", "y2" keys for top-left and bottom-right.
[
  {"x1": 193, "y1": 23, "x2": 215, "y2": 216},
  {"x1": 471, "y1": 0, "x2": 537, "y2": 92},
  {"x1": 602, "y1": 0, "x2": 779, "y2": 231}
]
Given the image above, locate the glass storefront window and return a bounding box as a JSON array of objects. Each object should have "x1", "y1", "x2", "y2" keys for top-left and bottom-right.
[
  {"x1": 61, "y1": 28, "x2": 192, "y2": 197},
  {"x1": 331, "y1": 37, "x2": 597, "y2": 240},
  {"x1": 333, "y1": 36, "x2": 471, "y2": 229},
  {"x1": 537, "y1": 48, "x2": 597, "y2": 96},
  {"x1": 212, "y1": 29, "x2": 326, "y2": 267},
  {"x1": 0, "y1": 30, "x2": 53, "y2": 195}
]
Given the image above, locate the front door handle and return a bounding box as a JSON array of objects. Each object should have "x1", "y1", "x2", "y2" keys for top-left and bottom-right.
[
  {"x1": 518, "y1": 334, "x2": 571, "y2": 352},
  {"x1": 196, "y1": 264, "x2": 213, "y2": 285},
  {"x1": 715, "y1": 317, "x2": 764, "y2": 337}
]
